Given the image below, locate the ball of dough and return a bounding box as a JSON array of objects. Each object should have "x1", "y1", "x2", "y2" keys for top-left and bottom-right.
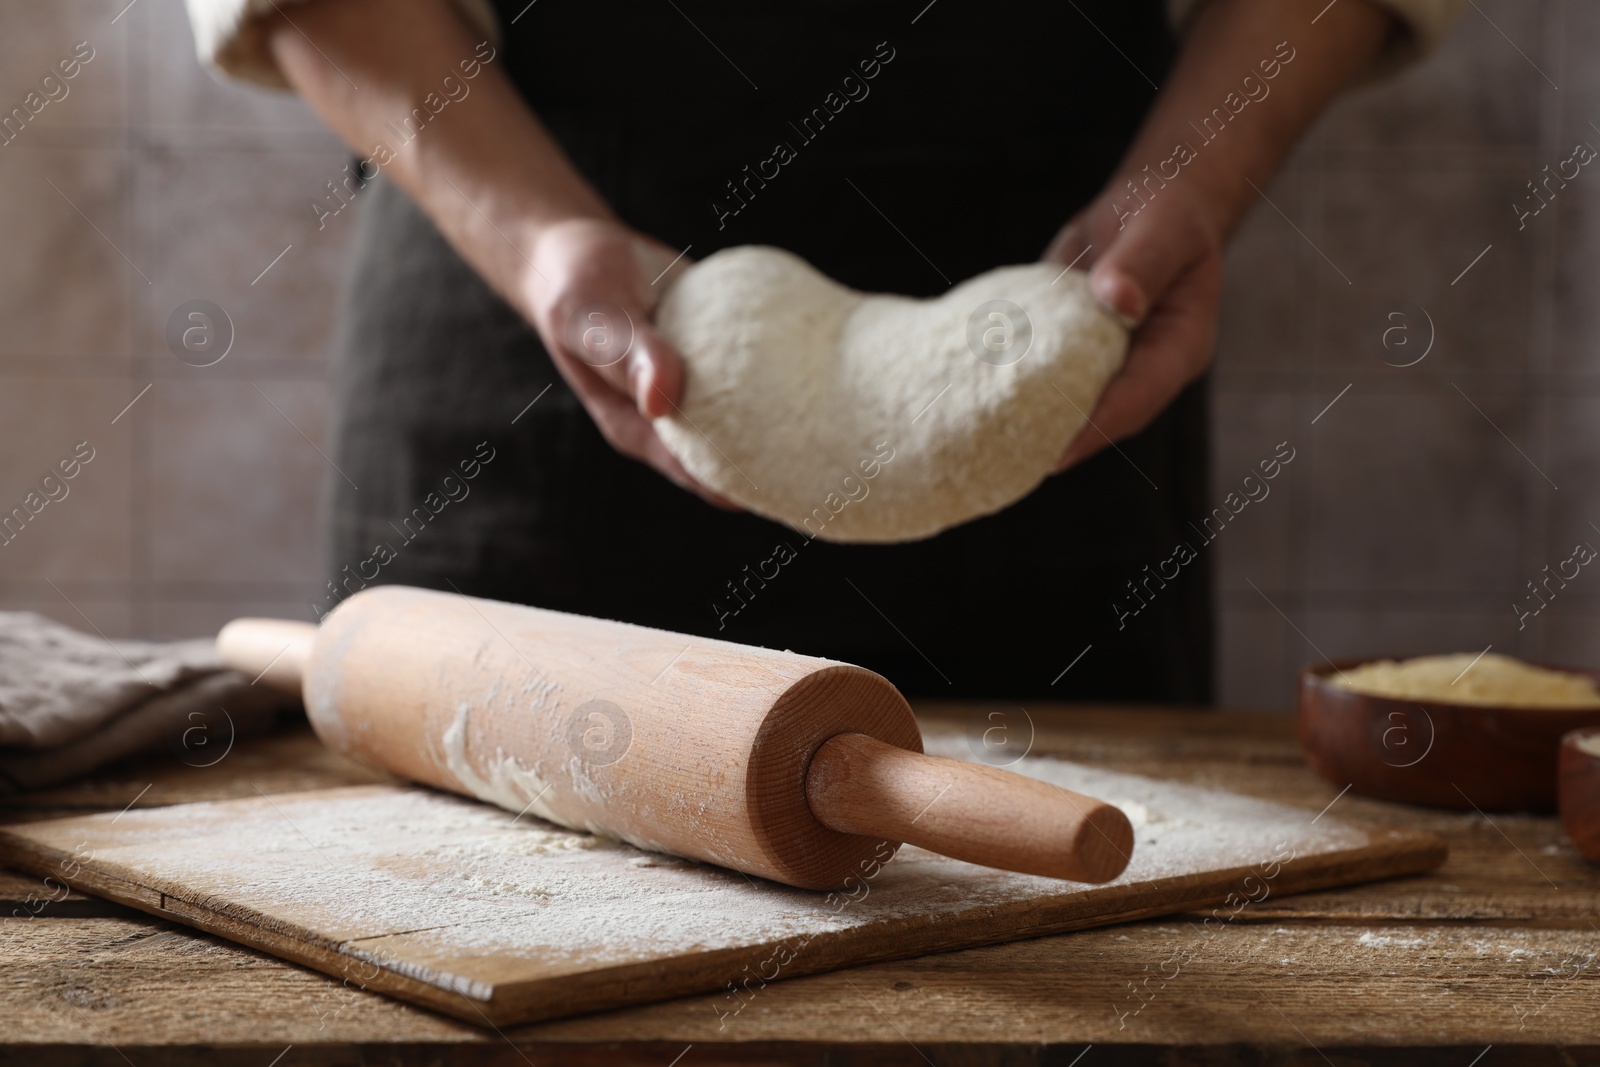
[{"x1": 653, "y1": 246, "x2": 1128, "y2": 543}]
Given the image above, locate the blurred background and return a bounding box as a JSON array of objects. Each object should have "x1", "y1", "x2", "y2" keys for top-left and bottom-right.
[{"x1": 0, "y1": 0, "x2": 1589, "y2": 709}]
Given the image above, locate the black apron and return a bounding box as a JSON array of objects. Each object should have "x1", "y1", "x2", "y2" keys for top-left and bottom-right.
[{"x1": 322, "y1": 0, "x2": 1213, "y2": 702}]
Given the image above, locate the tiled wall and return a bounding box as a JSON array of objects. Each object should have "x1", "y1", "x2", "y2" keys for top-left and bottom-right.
[
  {"x1": 1214, "y1": 1, "x2": 1596, "y2": 707},
  {"x1": 0, "y1": 0, "x2": 350, "y2": 638},
  {"x1": 2, "y1": 0, "x2": 1592, "y2": 709}
]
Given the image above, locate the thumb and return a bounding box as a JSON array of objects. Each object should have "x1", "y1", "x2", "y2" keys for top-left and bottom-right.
[
  {"x1": 560, "y1": 301, "x2": 644, "y2": 400},
  {"x1": 1042, "y1": 215, "x2": 1093, "y2": 269},
  {"x1": 628, "y1": 325, "x2": 686, "y2": 420},
  {"x1": 1088, "y1": 210, "x2": 1213, "y2": 328},
  {"x1": 561, "y1": 307, "x2": 685, "y2": 419}
]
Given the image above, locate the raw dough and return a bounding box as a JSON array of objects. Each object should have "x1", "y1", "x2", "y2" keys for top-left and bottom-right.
[
  {"x1": 653, "y1": 246, "x2": 1128, "y2": 543},
  {"x1": 1330, "y1": 652, "x2": 1600, "y2": 708}
]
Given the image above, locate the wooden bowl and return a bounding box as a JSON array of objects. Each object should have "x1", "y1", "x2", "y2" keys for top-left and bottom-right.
[
  {"x1": 1559, "y1": 729, "x2": 1600, "y2": 861},
  {"x1": 1297, "y1": 659, "x2": 1600, "y2": 813}
]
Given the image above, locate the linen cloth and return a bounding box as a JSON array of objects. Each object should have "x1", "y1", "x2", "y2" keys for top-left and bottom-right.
[{"x1": 0, "y1": 612, "x2": 297, "y2": 791}]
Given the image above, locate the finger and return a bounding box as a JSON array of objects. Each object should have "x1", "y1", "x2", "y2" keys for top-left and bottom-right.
[
  {"x1": 628, "y1": 325, "x2": 686, "y2": 420},
  {"x1": 557, "y1": 304, "x2": 686, "y2": 418},
  {"x1": 1055, "y1": 255, "x2": 1221, "y2": 471},
  {"x1": 1088, "y1": 209, "x2": 1215, "y2": 327},
  {"x1": 1042, "y1": 217, "x2": 1093, "y2": 268},
  {"x1": 556, "y1": 300, "x2": 646, "y2": 400}
]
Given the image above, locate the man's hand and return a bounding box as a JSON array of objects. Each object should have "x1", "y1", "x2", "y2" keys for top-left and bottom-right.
[
  {"x1": 524, "y1": 219, "x2": 732, "y2": 506},
  {"x1": 1041, "y1": 0, "x2": 1393, "y2": 472},
  {"x1": 1045, "y1": 181, "x2": 1224, "y2": 470},
  {"x1": 268, "y1": 0, "x2": 735, "y2": 507}
]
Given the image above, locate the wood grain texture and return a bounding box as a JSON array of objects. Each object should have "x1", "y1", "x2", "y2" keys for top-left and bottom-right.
[
  {"x1": 4, "y1": 917, "x2": 1597, "y2": 1063},
  {"x1": 807, "y1": 732, "x2": 1134, "y2": 883},
  {"x1": 292, "y1": 586, "x2": 928, "y2": 888},
  {"x1": 0, "y1": 748, "x2": 1442, "y2": 1027},
  {"x1": 2, "y1": 706, "x2": 1596, "y2": 1064},
  {"x1": 215, "y1": 617, "x2": 314, "y2": 697},
  {"x1": 240, "y1": 588, "x2": 1156, "y2": 888}
]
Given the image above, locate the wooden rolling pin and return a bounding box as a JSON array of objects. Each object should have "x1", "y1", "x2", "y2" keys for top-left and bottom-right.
[{"x1": 219, "y1": 586, "x2": 1132, "y2": 890}]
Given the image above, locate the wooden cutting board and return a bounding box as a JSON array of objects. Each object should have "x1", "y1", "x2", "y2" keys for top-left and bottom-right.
[{"x1": 0, "y1": 740, "x2": 1445, "y2": 1027}]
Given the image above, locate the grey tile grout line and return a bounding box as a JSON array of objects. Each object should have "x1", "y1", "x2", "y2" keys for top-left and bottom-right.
[{"x1": 1525, "y1": 8, "x2": 1568, "y2": 662}]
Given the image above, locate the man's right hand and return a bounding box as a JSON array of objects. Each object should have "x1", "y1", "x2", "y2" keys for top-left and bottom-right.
[
  {"x1": 268, "y1": 0, "x2": 733, "y2": 508},
  {"x1": 524, "y1": 218, "x2": 733, "y2": 507}
]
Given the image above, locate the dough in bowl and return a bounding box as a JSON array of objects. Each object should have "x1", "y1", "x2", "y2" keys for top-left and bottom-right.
[{"x1": 653, "y1": 246, "x2": 1128, "y2": 543}]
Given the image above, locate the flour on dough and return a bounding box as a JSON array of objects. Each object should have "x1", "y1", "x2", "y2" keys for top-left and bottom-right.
[{"x1": 654, "y1": 246, "x2": 1128, "y2": 543}]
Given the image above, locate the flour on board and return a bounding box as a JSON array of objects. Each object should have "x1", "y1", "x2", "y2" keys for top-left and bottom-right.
[{"x1": 75, "y1": 741, "x2": 1370, "y2": 989}]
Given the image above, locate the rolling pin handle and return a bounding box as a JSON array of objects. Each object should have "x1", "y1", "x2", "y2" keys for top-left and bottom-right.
[
  {"x1": 216, "y1": 618, "x2": 317, "y2": 697},
  {"x1": 805, "y1": 733, "x2": 1134, "y2": 884}
]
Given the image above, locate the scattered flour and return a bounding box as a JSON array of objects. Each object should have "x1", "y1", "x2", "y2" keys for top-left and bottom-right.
[
  {"x1": 1357, "y1": 932, "x2": 1428, "y2": 949},
  {"x1": 41, "y1": 744, "x2": 1374, "y2": 998},
  {"x1": 438, "y1": 702, "x2": 558, "y2": 823}
]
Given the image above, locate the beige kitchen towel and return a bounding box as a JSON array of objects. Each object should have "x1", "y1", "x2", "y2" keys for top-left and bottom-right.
[{"x1": 0, "y1": 612, "x2": 299, "y2": 792}]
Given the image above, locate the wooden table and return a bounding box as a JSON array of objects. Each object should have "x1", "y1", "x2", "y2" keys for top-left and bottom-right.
[{"x1": 3, "y1": 704, "x2": 1597, "y2": 1065}]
